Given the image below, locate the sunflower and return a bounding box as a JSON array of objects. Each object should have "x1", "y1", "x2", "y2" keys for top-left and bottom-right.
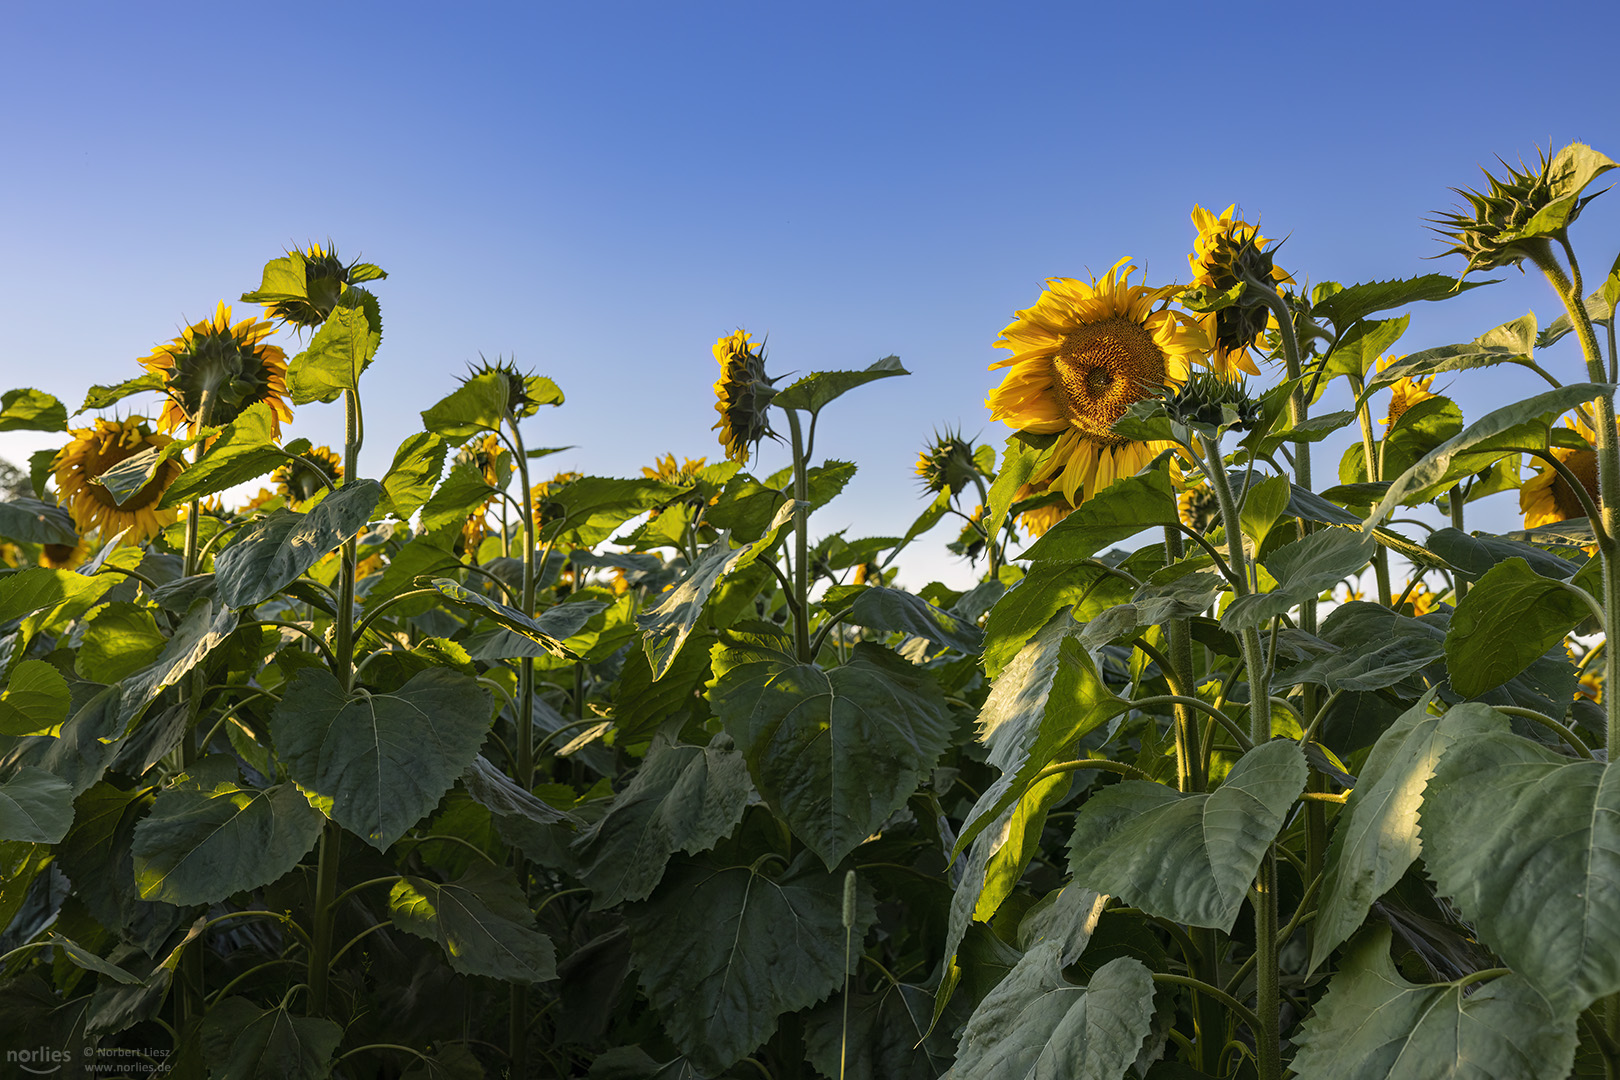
[
  {"x1": 1396, "y1": 580, "x2": 1442, "y2": 617},
  {"x1": 258, "y1": 243, "x2": 359, "y2": 329},
  {"x1": 52, "y1": 417, "x2": 183, "y2": 542},
  {"x1": 1521, "y1": 415, "x2": 1602, "y2": 529},
  {"x1": 532, "y1": 470, "x2": 583, "y2": 528},
  {"x1": 273, "y1": 446, "x2": 343, "y2": 504},
  {"x1": 642, "y1": 453, "x2": 708, "y2": 485},
  {"x1": 1579, "y1": 670, "x2": 1604, "y2": 705},
  {"x1": 987, "y1": 258, "x2": 1209, "y2": 508},
  {"x1": 1187, "y1": 205, "x2": 1292, "y2": 376},
  {"x1": 142, "y1": 301, "x2": 292, "y2": 436},
  {"x1": 40, "y1": 541, "x2": 89, "y2": 569},
  {"x1": 1177, "y1": 482, "x2": 1220, "y2": 533},
  {"x1": 1010, "y1": 479, "x2": 1077, "y2": 538},
  {"x1": 712, "y1": 330, "x2": 776, "y2": 463},
  {"x1": 456, "y1": 433, "x2": 507, "y2": 553},
  {"x1": 1376, "y1": 356, "x2": 1440, "y2": 427},
  {"x1": 241, "y1": 487, "x2": 281, "y2": 514}
]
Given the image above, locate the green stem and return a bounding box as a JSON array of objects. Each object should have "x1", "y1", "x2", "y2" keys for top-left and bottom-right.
[
  {"x1": 1348, "y1": 374, "x2": 1393, "y2": 605},
  {"x1": 785, "y1": 410, "x2": 812, "y2": 663},
  {"x1": 1162, "y1": 526, "x2": 1205, "y2": 793},
  {"x1": 506, "y1": 412, "x2": 539, "y2": 1080}
]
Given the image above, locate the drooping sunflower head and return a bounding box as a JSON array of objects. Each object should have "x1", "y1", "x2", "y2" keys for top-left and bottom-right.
[
  {"x1": 712, "y1": 330, "x2": 777, "y2": 464},
  {"x1": 988, "y1": 258, "x2": 1209, "y2": 507},
  {"x1": 915, "y1": 428, "x2": 981, "y2": 497},
  {"x1": 273, "y1": 446, "x2": 343, "y2": 504},
  {"x1": 1521, "y1": 414, "x2": 1602, "y2": 529},
  {"x1": 52, "y1": 417, "x2": 183, "y2": 543},
  {"x1": 464, "y1": 356, "x2": 557, "y2": 421},
  {"x1": 142, "y1": 301, "x2": 292, "y2": 436},
  {"x1": 1376, "y1": 356, "x2": 1439, "y2": 427},
  {"x1": 1187, "y1": 205, "x2": 1292, "y2": 376}
]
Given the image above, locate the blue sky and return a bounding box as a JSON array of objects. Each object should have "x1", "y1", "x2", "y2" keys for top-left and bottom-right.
[{"x1": 3, "y1": 2, "x2": 1618, "y2": 587}]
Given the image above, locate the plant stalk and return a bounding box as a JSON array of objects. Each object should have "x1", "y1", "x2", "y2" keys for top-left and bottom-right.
[
  {"x1": 786, "y1": 410, "x2": 813, "y2": 663},
  {"x1": 506, "y1": 410, "x2": 540, "y2": 1078}
]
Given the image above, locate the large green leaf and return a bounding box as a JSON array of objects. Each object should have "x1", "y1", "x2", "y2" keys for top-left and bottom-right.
[
  {"x1": 1420, "y1": 730, "x2": 1620, "y2": 1014},
  {"x1": 430, "y1": 579, "x2": 602, "y2": 658},
  {"x1": 131, "y1": 781, "x2": 323, "y2": 906},
  {"x1": 80, "y1": 371, "x2": 164, "y2": 412},
  {"x1": 200, "y1": 997, "x2": 344, "y2": 1080},
  {"x1": 772, "y1": 355, "x2": 907, "y2": 414},
  {"x1": 1310, "y1": 697, "x2": 1507, "y2": 972},
  {"x1": 417, "y1": 460, "x2": 494, "y2": 538},
  {"x1": 1276, "y1": 602, "x2": 1444, "y2": 694},
  {"x1": 1426, "y1": 527, "x2": 1581, "y2": 582},
  {"x1": 1367, "y1": 382, "x2": 1610, "y2": 526},
  {"x1": 543, "y1": 476, "x2": 687, "y2": 549},
  {"x1": 575, "y1": 734, "x2": 754, "y2": 909},
  {"x1": 0, "y1": 388, "x2": 66, "y2": 433},
  {"x1": 3, "y1": 686, "x2": 123, "y2": 797},
  {"x1": 1523, "y1": 142, "x2": 1618, "y2": 237},
  {"x1": 985, "y1": 435, "x2": 1043, "y2": 547},
  {"x1": 624, "y1": 852, "x2": 876, "y2": 1074},
  {"x1": 1291, "y1": 927, "x2": 1577, "y2": 1080},
  {"x1": 113, "y1": 598, "x2": 240, "y2": 732},
  {"x1": 1319, "y1": 315, "x2": 1409, "y2": 382},
  {"x1": 0, "y1": 766, "x2": 74, "y2": 843},
  {"x1": 390, "y1": 864, "x2": 557, "y2": 982},
  {"x1": 160, "y1": 403, "x2": 301, "y2": 508},
  {"x1": 75, "y1": 602, "x2": 166, "y2": 683},
  {"x1": 268, "y1": 667, "x2": 492, "y2": 850},
  {"x1": 214, "y1": 479, "x2": 381, "y2": 606},
  {"x1": 1020, "y1": 467, "x2": 1178, "y2": 563},
  {"x1": 1444, "y1": 557, "x2": 1589, "y2": 698},
  {"x1": 0, "y1": 497, "x2": 77, "y2": 545},
  {"x1": 1221, "y1": 527, "x2": 1375, "y2": 631},
  {"x1": 712, "y1": 641, "x2": 954, "y2": 867},
  {"x1": 981, "y1": 560, "x2": 1138, "y2": 679},
  {"x1": 947, "y1": 950, "x2": 1155, "y2": 1080},
  {"x1": 284, "y1": 288, "x2": 382, "y2": 404},
  {"x1": 380, "y1": 431, "x2": 448, "y2": 520},
  {"x1": 1067, "y1": 739, "x2": 1307, "y2": 931},
  {"x1": 1311, "y1": 274, "x2": 1486, "y2": 332},
  {"x1": 420, "y1": 371, "x2": 511, "y2": 442},
  {"x1": 957, "y1": 614, "x2": 1126, "y2": 856},
  {"x1": 637, "y1": 527, "x2": 767, "y2": 680},
  {"x1": 847, "y1": 585, "x2": 983, "y2": 655},
  {"x1": 0, "y1": 659, "x2": 70, "y2": 737}
]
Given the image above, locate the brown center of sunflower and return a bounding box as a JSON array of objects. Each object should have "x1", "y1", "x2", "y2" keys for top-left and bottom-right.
[
  {"x1": 1052, "y1": 317, "x2": 1166, "y2": 444},
  {"x1": 1553, "y1": 449, "x2": 1602, "y2": 520}
]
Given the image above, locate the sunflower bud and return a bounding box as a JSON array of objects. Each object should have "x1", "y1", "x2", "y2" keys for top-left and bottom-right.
[
  {"x1": 247, "y1": 242, "x2": 384, "y2": 330},
  {"x1": 915, "y1": 428, "x2": 981, "y2": 497},
  {"x1": 1163, "y1": 371, "x2": 1262, "y2": 432},
  {"x1": 711, "y1": 330, "x2": 778, "y2": 464}
]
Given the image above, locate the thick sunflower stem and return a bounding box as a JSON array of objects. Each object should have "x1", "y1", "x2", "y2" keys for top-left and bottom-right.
[
  {"x1": 1348, "y1": 374, "x2": 1393, "y2": 606},
  {"x1": 1448, "y1": 485, "x2": 1469, "y2": 601},
  {"x1": 505, "y1": 412, "x2": 540, "y2": 1078},
  {"x1": 1253, "y1": 850, "x2": 1284, "y2": 1080},
  {"x1": 1247, "y1": 274, "x2": 1314, "y2": 633},
  {"x1": 1161, "y1": 526, "x2": 1203, "y2": 794},
  {"x1": 1532, "y1": 246, "x2": 1620, "y2": 754},
  {"x1": 786, "y1": 410, "x2": 813, "y2": 663}
]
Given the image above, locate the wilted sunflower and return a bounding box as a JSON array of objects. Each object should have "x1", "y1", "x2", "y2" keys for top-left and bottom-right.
[
  {"x1": 52, "y1": 417, "x2": 183, "y2": 542},
  {"x1": 1177, "y1": 482, "x2": 1220, "y2": 533},
  {"x1": 1187, "y1": 205, "x2": 1292, "y2": 376},
  {"x1": 712, "y1": 330, "x2": 776, "y2": 463},
  {"x1": 987, "y1": 258, "x2": 1209, "y2": 508},
  {"x1": 1521, "y1": 415, "x2": 1603, "y2": 529},
  {"x1": 142, "y1": 301, "x2": 292, "y2": 436},
  {"x1": 1377, "y1": 356, "x2": 1440, "y2": 427},
  {"x1": 274, "y1": 446, "x2": 343, "y2": 504}
]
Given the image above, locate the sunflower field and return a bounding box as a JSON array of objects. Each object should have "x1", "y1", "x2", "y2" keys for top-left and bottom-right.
[{"x1": 1, "y1": 143, "x2": 1619, "y2": 1080}]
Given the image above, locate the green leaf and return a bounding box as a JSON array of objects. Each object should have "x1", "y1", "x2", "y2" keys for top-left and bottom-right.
[
  {"x1": 624, "y1": 852, "x2": 876, "y2": 1074},
  {"x1": 1311, "y1": 274, "x2": 1489, "y2": 332},
  {"x1": 113, "y1": 598, "x2": 240, "y2": 733},
  {"x1": 1367, "y1": 382, "x2": 1610, "y2": 527},
  {"x1": 846, "y1": 586, "x2": 983, "y2": 655},
  {"x1": 0, "y1": 388, "x2": 66, "y2": 433},
  {"x1": 27, "y1": 447, "x2": 54, "y2": 497},
  {"x1": 1067, "y1": 740, "x2": 1307, "y2": 930},
  {"x1": 268, "y1": 667, "x2": 492, "y2": 850},
  {"x1": 380, "y1": 432, "x2": 448, "y2": 520},
  {"x1": 1291, "y1": 927, "x2": 1576, "y2": 1080},
  {"x1": 1364, "y1": 342, "x2": 1524, "y2": 395},
  {"x1": 75, "y1": 602, "x2": 165, "y2": 683},
  {"x1": 956, "y1": 617, "x2": 1126, "y2": 856},
  {"x1": 1239, "y1": 473, "x2": 1292, "y2": 547},
  {"x1": 1426, "y1": 527, "x2": 1580, "y2": 582},
  {"x1": 949, "y1": 950, "x2": 1156, "y2": 1080},
  {"x1": 713, "y1": 642, "x2": 954, "y2": 867},
  {"x1": 574, "y1": 734, "x2": 755, "y2": 908},
  {"x1": 284, "y1": 289, "x2": 382, "y2": 404},
  {"x1": 0, "y1": 766, "x2": 74, "y2": 843},
  {"x1": 1523, "y1": 142, "x2": 1618, "y2": 237},
  {"x1": 80, "y1": 372, "x2": 164, "y2": 412},
  {"x1": 772, "y1": 355, "x2": 907, "y2": 414},
  {"x1": 47, "y1": 933, "x2": 141, "y2": 985},
  {"x1": 0, "y1": 660, "x2": 70, "y2": 737},
  {"x1": 637, "y1": 533, "x2": 750, "y2": 680},
  {"x1": 985, "y1": 435, "x2": 1043, "y2": 546},
  {"x1": 200, "y1": 997, "x2": 344, "y2": 1080},
  {"x1": 1444, "y1": 557, "x2": 1589, "y2": 698},
  {"x1": 160, "y1": 403, "x2": 304, "y2": 508},
  {"x1": 1020, "y1": 467, "x2": 1178, "y2": 562},
  {"x1": 1310, "y1": 696, "x2": 1508, "y2": 973},
  {"x1": 1320, "y1": 315, "x2": 1409, "y2": 382},
  {"x1": 417, "y1": 461, "x2": 494, "y2": 539},
  {"x1": 982, "y1": 558, "x2": 1141, "y2": 679},
  {"x1": 390, "y1": 865, "x2": 557, "y2": 982},
  {"x1": 1420, "y1": 729, "x2": 1620, "y2": 1014},
  {"x1": 131, "y1": 782, "x2": 323, "y2": 906},
  {"x1": 0, "y1": 497, "x2": 77, "y2": 545},
  {"x1": 1222, "y1": 527, "x2": 1376, "y2": 631},
  {"x1": 430, "y1": 579, "x2": 602, "y2": 658},
  {"x1": 214, "y1": 479, "x2": 381, "y2": 606},
  {"x1": 420, "y1": 372, "x2": 511, "y2": 442},
  {"x1": 1275, "y1": 601, "x2": 1444, "y2": 694},
  {"x1": 544, "y1": 477, "x2": 688, "y2": 549}
]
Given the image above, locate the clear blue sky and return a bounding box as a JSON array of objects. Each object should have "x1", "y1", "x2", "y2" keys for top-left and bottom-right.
[{"x1": 3, "y1": 2, "x2": 1618, "y2": 587}]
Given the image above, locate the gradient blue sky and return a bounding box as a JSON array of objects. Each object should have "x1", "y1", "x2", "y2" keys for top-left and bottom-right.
[{"x1": 4, "y1": 2, "x2": 1619, "y2": 587}]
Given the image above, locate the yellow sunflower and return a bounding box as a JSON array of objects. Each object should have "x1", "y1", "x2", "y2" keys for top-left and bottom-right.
[
  {"x1": 241, "y1": 487, "x2": 281, "y2": 514},
  {"x1": 1177, "y1": 482, "x2": 1220, "y2": 533},
  {"x1": 1521, "y1": 415, "x2": 1602, "y2": 529},
  {"x1": 457, "y1": 433, "x2": 507, "y2": 553},
  {"x1": 1187, "y1": 205, "x2": 1292, "y2": 376},
  {"x1": 987, "y1": 258, "x2": 1209, "y2": 508},
  {"x1": 273, "y1": 446, "x2": 343, "y2": 504},
  {"x1": 1396, "y1": 580, "x2": 1442, "y2": 617},
  {"x1": 142, "y1": 301, "x2": 293, "y2": 436},
  {"x1": 642, "y1": 453, "x2": 708, "y2": 485},
  {"x1": 52, "y1": 417, "x2": 183, "y2": 542},
  {"x1": 1376, "y1": 356, "x2": 1440, "y2": 427},
  {"x1": 532, "y1": 470, "x2": 583, "y2": 528},
  {"x1": 712, "y1": 330, "x2": 775, "y2": 464},
  {"x1": 1579, "y1": 670, "x2": 1604, "y2": 705}
]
